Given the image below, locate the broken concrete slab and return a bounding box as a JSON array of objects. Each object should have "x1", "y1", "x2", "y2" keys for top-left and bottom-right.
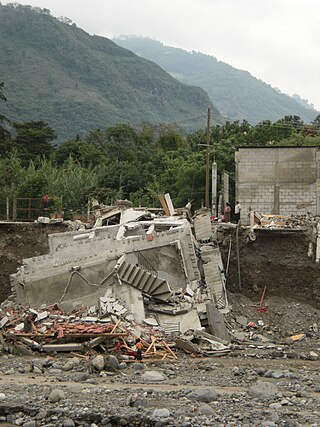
[
  {"x1": 194, "y1": 214, "x2": 212, "y2": 241},
  {"x1": 157, "y1": 309, "x2": 201, "y2": 334},
  {"x1": 206, "y1": 303, "x2": 230, "y2": 343},
  {"x1": 175, "y1": 338, "x2": 200, "y2": 354}
]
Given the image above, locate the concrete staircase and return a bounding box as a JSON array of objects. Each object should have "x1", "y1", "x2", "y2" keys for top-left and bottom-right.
[{"x1": 116, "y1": 261, "x2": 171, "y2": 302}]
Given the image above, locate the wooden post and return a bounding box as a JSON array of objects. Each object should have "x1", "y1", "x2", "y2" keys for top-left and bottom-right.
[{"x1": 13, "y1": 198, "x2": 17, "y2": 222}]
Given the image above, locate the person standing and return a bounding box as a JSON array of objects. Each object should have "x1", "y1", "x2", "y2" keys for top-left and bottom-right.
[
  {"x1": 235, "y1": 201, "x2": 241, "y2": 223},
  {"x1": 224, "y1": 202, "x2": 231, "y2": 222},
  {"x1": 42, "y1": 193, "x2": 49, "y2": 210},
  {"x1": 135, "y1": 338, "x2": 143, "y2": 361}
]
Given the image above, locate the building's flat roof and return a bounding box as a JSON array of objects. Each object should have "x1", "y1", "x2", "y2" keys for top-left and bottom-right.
[{"x1": 236, "y1": 145, "x2": 319, "y2": 150}]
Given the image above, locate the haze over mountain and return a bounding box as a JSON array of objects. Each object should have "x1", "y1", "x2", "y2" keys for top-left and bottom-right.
[
  {"x1": 0, "y1": 4, "x2": 224, "y2": 142},
  {"x1": 114, "y1": 36, "x2": 319, "y2": 125}
]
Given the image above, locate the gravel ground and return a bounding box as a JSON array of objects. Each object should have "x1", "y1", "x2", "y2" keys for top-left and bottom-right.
[{"x1": 0, "y1": 335, "x2": 319, "y2": 427}]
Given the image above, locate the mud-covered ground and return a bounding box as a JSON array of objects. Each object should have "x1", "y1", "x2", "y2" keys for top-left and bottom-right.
[
  {"x1": 220, "y1": 228, "x2": 320, "y2": 309},
  {"x1": 0, "y1": 222, "x2": 68, "y2": 302}
]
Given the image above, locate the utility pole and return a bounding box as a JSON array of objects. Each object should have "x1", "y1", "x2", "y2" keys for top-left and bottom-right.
[{"x1": 205, "y1": 107, "x2": 211, "y2": 209}]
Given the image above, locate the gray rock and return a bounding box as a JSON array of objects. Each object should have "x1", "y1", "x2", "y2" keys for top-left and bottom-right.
[
  {"x1": 105, "y1": 355, "x2": 119, "y2": 371},
  {"x1": 48, "y1": 369, "x2": 63, "y2": 375},
  {"x1": 198, "y1": 403, "x2": 215, "y2": 416},
  {"x1": 62, "y1": 419, "x2": 75, "y2": 427},
  {"x1": 91, "y1": 355, "x2": 105, "y2": 371},
  {"x1": 133, "y1": 398, "x2": 149, "y2": 407},
  {"x1": 36, "y1": 410, "x2": 47, "y2": 420},
  {"x1": 187, "y1": 388, "x2": 218, "y2": 403},
  {"x1": 33, "y1": 365, "x2": 44, "y2": 374},
  {"x1": 0, "y1": 393, "x2": 5, "y2": 401},
  {"x1": 118, "y1": 362, "x2": 127, "y2": 369},
  {"x1": 307, "y1": 351, "x2": 319, "y2": 361},
  {"x1": 249, "y1": 381, "x2": 278, "y2": 401},
  {"x1": 132, "y1": 362, "x2": 145, "y2": 371},
  {"x1": 70, "y1": 372, "x2": 90, "y2": 382},
  {"x1": 269, "y1": 402, "x2": 282, "y2": 409},
  {"x1": 141, "y1": 371, "x2": 165, "y2": 382},
  {"x1": 48, "y1": 389, "x2": 66, "y2": 403},
  {"x1": 271, "y1": 370, "x2": 285, "y2": 379},
  {"x1": 23, "y1": 422, "x2": 36, "y2": 427},
  {"x1": 62, "y1": 361, "x2": 75, "y2": 371},
  {"x1": 152, "y1": 408, "x2": 171, "y2": 418},
  {"x1": 155, "y1": 421, "x2": 171, "y2": 427}
]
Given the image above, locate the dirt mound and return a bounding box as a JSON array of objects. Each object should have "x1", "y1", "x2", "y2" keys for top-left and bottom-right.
[
  {"x1": 221, "y1": 229, "x2": 320, "y2": 309},
  {"x1": 0, "y1": 222, "x2": 68, "y2": 302}
]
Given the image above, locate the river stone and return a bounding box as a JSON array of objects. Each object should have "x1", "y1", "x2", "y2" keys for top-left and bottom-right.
[
  {"x1": 70, "y1": 372, "x2": 90, "y2": 382},
  {"x1": 132, "y1": 362, "x2": 145, "y2": 371},
  {"x1": 271, "y1": 371, "x2": 285, "y2": 379},
  {"x1": 62, "y1": 419, "x2": 75, "y2": 427},
  {"x1": 105, "y1": 355, "x2": 119, "y2": 371},
  {"x1": 187, "y1": 388, "x2": 218, "y2": 403},
  {"x1": 198, "y1": 403, "x2": 215, "y2": 415},
  {"x1": 48, "y1": 389, "x2": 66, "y2": 403},
  {"x1": 141, "y1": 371, "x2": 165, "y2": 382},
  {"x1": 62, "y1": 360, "x2": 75, "y2": 371},
  {"x1": 92, "y1": 355, "x2": 105, "y2": 371},
  {"x1": 0, "y1": 393, "x2": 5, "y2": 401},
  {"x1": 152, "y1": 408, "x2": 171, "y2": 418},
  {"x1": 249, "y1": 381, "x2": 278, "y2": 401}
]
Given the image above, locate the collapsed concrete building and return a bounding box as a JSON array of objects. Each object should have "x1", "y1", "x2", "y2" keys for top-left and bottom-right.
[{"x1": 10, "y1": 202, "x2": 229, "y2": 338}]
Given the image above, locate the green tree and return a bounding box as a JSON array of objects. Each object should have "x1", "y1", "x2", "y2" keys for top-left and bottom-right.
[
  {"x1": 0, "y1": 82, "x2": 12, "y2": 155},
  {"x1": 13, "y1": 120, "x2": 56, "y2": 161},
  {"x1": 55, "y1": 136, "x2": 103, "y2": 167}
]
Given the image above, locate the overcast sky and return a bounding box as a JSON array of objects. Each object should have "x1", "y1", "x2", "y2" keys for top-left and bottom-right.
[{"x1": 4, "y1": 0, "x2": 320, "y2": 110}]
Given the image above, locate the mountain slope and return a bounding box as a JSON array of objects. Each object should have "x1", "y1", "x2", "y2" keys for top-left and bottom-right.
[
  {"x1": 114, "y1": 36, "x2": 319, "y2": 125},
  {"x1": 0, "y1": 5, "x2": 223, "y2": 142}
]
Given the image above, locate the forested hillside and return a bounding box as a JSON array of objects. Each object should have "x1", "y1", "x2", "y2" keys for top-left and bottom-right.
[
  {"x1": 114, "y1": 36, "x2": 319, "y2": 125},
  {"x1": 0, "y1": 4, "x2": 223, "y2": 142}
]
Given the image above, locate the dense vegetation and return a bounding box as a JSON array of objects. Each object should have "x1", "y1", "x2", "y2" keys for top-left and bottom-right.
[
  {"x1": 0, "y1": 4, "x2": 224, "y2": 143},
  {"x1": 2, "y1": 79, "x2": 320, "y2": 220},
  {"x1": 114, "y1": 36, "x2": 319, "y2": 125}
]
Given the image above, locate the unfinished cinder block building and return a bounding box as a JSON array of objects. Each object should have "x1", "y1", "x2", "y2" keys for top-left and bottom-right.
[{"x1": 235, "y1": 146, "x2": 320, "y2": 221}]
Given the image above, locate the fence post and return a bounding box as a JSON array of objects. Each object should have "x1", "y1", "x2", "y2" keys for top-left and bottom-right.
[{"x1": 13, "y1": 198, "x2": 17, "y2": 222}]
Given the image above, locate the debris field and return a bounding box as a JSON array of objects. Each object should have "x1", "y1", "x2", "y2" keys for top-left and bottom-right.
[{"x1": 0, "y1": 198, "x2": 319, "y2": 426}]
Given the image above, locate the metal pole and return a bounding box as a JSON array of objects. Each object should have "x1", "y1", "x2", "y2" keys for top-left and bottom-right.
[{"x1": 205, "y1": 107, "x2": 211, "y2": 209}]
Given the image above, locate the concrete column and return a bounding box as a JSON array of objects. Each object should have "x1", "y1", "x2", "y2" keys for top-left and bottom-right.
[
  {"x1": 212, "y1": 162, "x2": 217, "y2": 216},
  {"x1": 222, "y1": 171, "x2": 229, "y2": 204},
  {"x1": 273, "y1": 184, "x2": 280, "y2": 215}
]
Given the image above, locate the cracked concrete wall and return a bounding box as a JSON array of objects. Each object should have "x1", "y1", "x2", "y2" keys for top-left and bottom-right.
[{"x1": 11, "y1": 219, "x2": 200, "y2": 307}]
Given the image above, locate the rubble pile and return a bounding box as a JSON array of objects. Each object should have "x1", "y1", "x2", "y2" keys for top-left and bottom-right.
[{"x1": 0, "y1": 199, "x2": 319, "y2": 426}]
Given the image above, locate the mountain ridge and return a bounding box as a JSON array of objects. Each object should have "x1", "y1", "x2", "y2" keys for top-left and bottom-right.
[
  {"x1": 114, "y1": 36, "x2": 319, "y2": 125},
  {"x1": 0, "y1": 4, "x2": 223, "y2": 142}
]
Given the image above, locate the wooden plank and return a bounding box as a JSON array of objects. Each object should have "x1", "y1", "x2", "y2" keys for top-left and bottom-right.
[
  {"x1": 161, "y1": 340, "x2": 178, "y2": 359},
  {"x1": 158, "y1": 194, "x2": 170, "y2": 216}
]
